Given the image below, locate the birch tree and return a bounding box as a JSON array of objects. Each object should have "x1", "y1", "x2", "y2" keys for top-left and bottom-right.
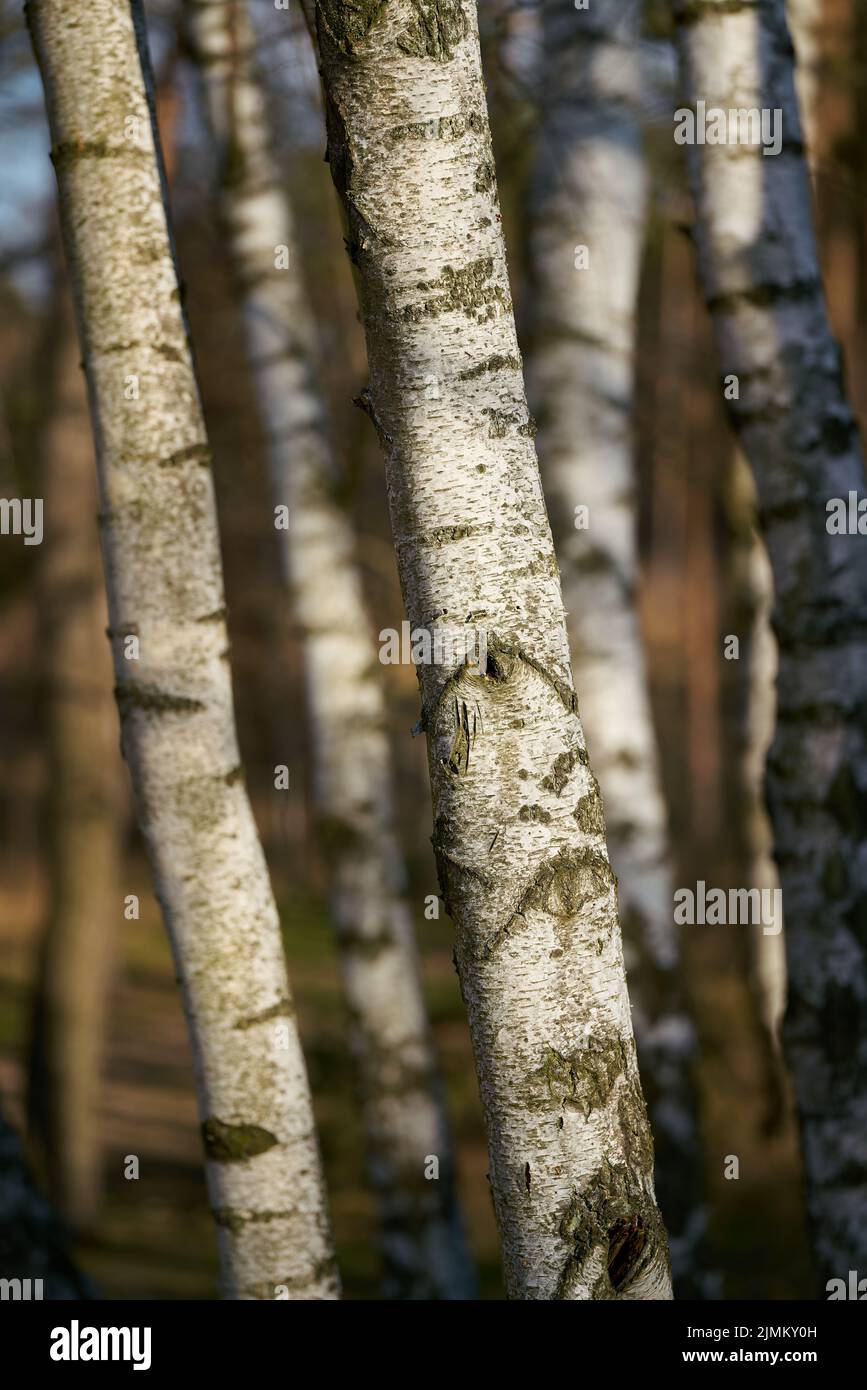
[
  {"x1": 725, "y1": 450, "x2": 786, "y2": 1065},
  {"x1": 183, "y1": 0, "x2": 474, "y2": 1299},
  {"x1": 525, "y1": 0, "x2": 706, "y2": 1293},
  {"x1": 26, "y1": 0, "x2": 338, "y2": 1299},
  {"x1": 674, "y1": 0, "x2": 867, "y2": 1285},
  {"x1": 313, "y1": 0, "x2": 672, "y2": 1299}
]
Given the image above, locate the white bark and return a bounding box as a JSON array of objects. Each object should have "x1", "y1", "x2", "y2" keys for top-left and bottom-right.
[
  {"x1": 314, "y1": 0, "x2": 672, "y2": 1299},
  {"x1": 183, "y1": 0, "x2": 474, "y2": 1299},
  {"x1": 675, "y1": 0, "x2": 867, "y2": 1285},
  {"x1": 726, "y1": 449, "x2": 787, "y2": 1057},
  {"x1": 26, "y1": 0, "x2": 338, "y2": 1299},
  {"x1": 526, "y1": 0, "x2": 707, "y2": 1294}
]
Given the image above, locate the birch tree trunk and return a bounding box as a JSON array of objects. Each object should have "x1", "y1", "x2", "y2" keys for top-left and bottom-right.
[
  {"x1": 26, "y1": 0, "x2": 338, "y2": 1300},
  {"x1": 28, "y1": 278, "x2": 122, "y2": 1233},
  {"x1": 725, "y1": 449, "x2": 786, "y2": 1065},
  {"x1": 183, "y1": 0, "x2": 474, "y2": 1300},
  {"x1": 525, "y1": 0, "x2": 707, "y2": 1294},
  {"x1": 675, "y1": 0, "x2": 867, "y2": 1286},
  {"x1": 314, "y1": 0, "x2": 672, "y2": 1300}
]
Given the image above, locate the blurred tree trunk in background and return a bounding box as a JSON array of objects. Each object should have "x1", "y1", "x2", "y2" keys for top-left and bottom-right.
[
  {"x1": 788, "y1": 0, "x2": 822, "y2": 162},
  {"x1": 314, "y1": 0, "x2": 672, "y2": 1299},
  {"x1": 675, "y1": 0, "x2": 867, "y2": 1287},
  {"x1": 525, "y1": 0, "x2": 708, "y2": 1294},
  {"x1": 724, "y1": 0, "x2": 827, "y2": 1105},
  {"x1": 0, "y1": 1102, "x2": 92, "y2": 1297},
  {"x1": 809, "y1": 0, "x2": 862, "y2": 378},
  {"x1": 723, "y1": 448, "x2": 786, "y2": 1102},
  {"x1": 27, "y1": 0, "x2": 338, "y2": 1299},
  {"x1": 27, "y1": 276, "x2": 122, "y2": 1233},
  {"x1": 183, "y1": 0, "x2": 475, "y2": 1300}
]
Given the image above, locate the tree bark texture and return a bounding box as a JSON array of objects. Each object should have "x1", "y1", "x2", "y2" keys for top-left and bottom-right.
[
  {"x1": 675, "y1": 0, "x2": 867, "y2": 1286},
  {"x1": 526, "y1": 0, "x2": 708, "y2": 1294},
  {"x1": 183, "y1": 0, "x2": 474, "y2": 1300},
  {"x1": 314, "y1": 0, "x2": 672, "y2": 1299},
  {"x1": 27, "y1": 0, "x2": 338, "y2": 1299}
]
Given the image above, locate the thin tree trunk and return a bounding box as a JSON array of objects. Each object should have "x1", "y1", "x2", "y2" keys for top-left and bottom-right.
[
  {"x1": 725, "y1": 449, "x2": 787, "y2": 1071},
  {"x1": 182, "y1": 0, "x2": 474, "y2": 1300},
  {"x1": 809, "y1": 0, "x2": 859, "y2": 349},
  {"x1": 675, "y1": 0, "x2": 867, "y2": 1287},
  {"x1": 314, "y1": 0, "x2": 672, "y2": 1300},
  {"x1": 27, "y1": 54, "x2": 181, "y2": 1241},
  {"x1": 26, "y1": 0, "x2": 338, "y2": 1300},
  {"x1": 27, "y1": 276, "x2": 122, "y2": 1233},
  {"x1": 526, "y1": 0, "x2": 707, "y2": 1294},
  {"x1": 28, "y1": 44, "x2": 180, "y2": 1242}
]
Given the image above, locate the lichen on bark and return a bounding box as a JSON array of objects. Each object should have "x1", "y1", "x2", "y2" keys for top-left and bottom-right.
[
  {"x1": 396, "y1": 0, "x2": 468, "y2": 61},
  {"x1": 314, "y1": 0, "x2": 672, "y2": 1298},
  {"x1": 201, "y1": 1118, "x2": 279, "y2": 1163},
  {"x1": 28, "y1": 0, "x2": 339, "y2": 1300},
  {"x1": 186, "y1": 0, "x2": 475, "y2": 1299},
  {"x1": 556, "y1": 1159, "x2": 670, "y2": 1300}
]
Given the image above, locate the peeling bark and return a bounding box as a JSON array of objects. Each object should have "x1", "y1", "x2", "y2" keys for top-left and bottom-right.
[
  {"x1": 26, "y1": 0, "x2": 338, "y2": 1299},
  {"x1": 675, "y1": 0, "x2": 867, "y2": 1286},
  {"x1": 183, "y1": 0, "x2": 474, "y2": 1300},
  {"x1": 314, "y1": 0, "x2": 671, "y2": 1299}
]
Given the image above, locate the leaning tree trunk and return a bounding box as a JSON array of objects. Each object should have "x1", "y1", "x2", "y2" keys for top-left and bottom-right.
[
  {"x1": 27, "y1": 44, "x2": 180, "y2": 1240},
  {"x1": 26, "y1": 0, "x2": 338, "y2": 1300},
  {"x1": 27, "y1": 274, "x2": 123, "y2": 1233},
  {"x1": 314, "y1": 0, "x2": 672, "y2": 1300},
  {"x1": 674, "y1": 0, "x2": 867, "y2": 1287},
  {"x1": 183, "y1": 0, "x2": 474, "y2": 1300},
  {"x1": 525, "y1": 0, "x2": 707, "y2": 1295}
]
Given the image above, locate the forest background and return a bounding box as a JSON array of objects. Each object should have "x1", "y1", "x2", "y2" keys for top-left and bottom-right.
[{"x1": 0, "y1": 0, "x2": 863, "y2": 1298}]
